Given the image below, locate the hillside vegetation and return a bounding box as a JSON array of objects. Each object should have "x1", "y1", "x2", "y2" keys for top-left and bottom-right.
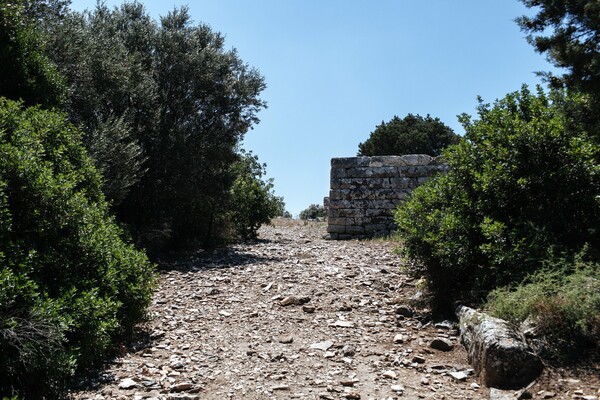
[
  {"x1": 390, "y1": 0, "x2": 600, "y2": 360},
  {"x1": 0, "y1": 1, "x2": 281, "y2": 396}
]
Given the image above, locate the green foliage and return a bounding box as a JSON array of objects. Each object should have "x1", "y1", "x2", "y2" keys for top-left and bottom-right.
[
  {"x1": 517, "y1": 0, "x2": 600, "y2": 97},
  {"x1": 394, "y1": 86, "x2": 599, "y2": 314},
  {"x1": 0, "y1": 99, "x2": 155, "y2": 396},
  {"x1": 47, "y1": 2, "x2": 155, "y2": 205},
  {"x1": 518, "y1": 0, "x2": 600, "y2": 147},
  {"x1": 229, "y1": 151, "x2": 284, "y2": 240},
  {"x1": 281, "y1": 210, "x2": 292, "y2": 219},
  {"x1": 85, "y1": 115, "x2": 147, "y2": 205},
  {"x1": 357, "y1": 114, "x2": 459, "y2": 157},
  {"x1": 0, "y1": 1, "x2": 66, "y2": 108},
  {"x1": 299, "y1": 204, "x2": 325, "y2": 220},
  {"x1": 46, "y1": 3, "x2": 267, "y2": 248},
  {"x1": 486, "y1": 255, "x2": 600, "y2": 360}
]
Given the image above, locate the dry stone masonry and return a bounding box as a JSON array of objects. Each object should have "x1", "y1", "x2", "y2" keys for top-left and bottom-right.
[{"x1": 326, "y1": 154, "x2": 448, "y2": 240}]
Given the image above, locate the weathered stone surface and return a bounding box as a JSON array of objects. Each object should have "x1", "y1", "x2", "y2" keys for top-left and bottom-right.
[
  {"x1": 327, "y1": 155, "x2": 447, "y2": 239},
  {"x1": 430, "y1": 337, "x2": 454, "y2": 352},
  {"x1": 327, "y1": 224, "x2": 346, "y2": 234},
  {"x1": 118, "y1": 378, "x2": 138, "y2": 389},
  {"x1": 310, "y1": 340, "x2": 334, "y2": 351},
  {"x1": 457, "y1": 305, "x2": 543, "y2": 389},
  {"x1": 489, "y1": 388, "x2": 517, "y2": 400},
  {"x1": 280, "y1": 295, "x2": 310, "y2": 306},
  {"x1": 395, "y1": 304, "x2": 415, "y2": 317}
]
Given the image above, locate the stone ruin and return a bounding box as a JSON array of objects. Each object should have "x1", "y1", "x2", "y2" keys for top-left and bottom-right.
[{"x1": 326, "y1": 154, "x2": 448, "y2": 240}]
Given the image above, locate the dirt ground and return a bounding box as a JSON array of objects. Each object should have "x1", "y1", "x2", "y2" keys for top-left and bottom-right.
[{"x1": 70, "y1": 219, "x2": 599, "y2": 400}]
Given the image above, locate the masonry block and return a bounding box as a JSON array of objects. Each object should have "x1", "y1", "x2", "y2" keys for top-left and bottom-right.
[{"x1": 326, "y1": 155, "x2": 448, "y2": 240}]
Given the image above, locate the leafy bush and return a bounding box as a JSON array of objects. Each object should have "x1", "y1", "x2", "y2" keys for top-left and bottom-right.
[
  {"x1": 299, "y1": 204, "x2": 325, "y2": 220},
  {"x1": 394, "y1": 86, "x2": 599, "y2": 315},
  {"x1": 229, "y1": 151, "x2": 284, "y2": 240},
  {"x1": 47, "y1": 3, "x2": 267, "y2": 249},
  {"x1": 486, "y1": 254, "x2": 600, "y2": 360},
  {"x1": 281, "y1": 210, "x2": 292, "y2": 219},
  {"x1": 357, "y1": 114, "x2": 459, "y2": 156},
  {"x1": 0, "y1": 99, "x2": 155, "y2": 397},
  {"x1": 85, "y1": 114, "x2": 146, "y2": 206},
  {"x1": 0, "y1": 1, "x2": 66, "y2": 108}
]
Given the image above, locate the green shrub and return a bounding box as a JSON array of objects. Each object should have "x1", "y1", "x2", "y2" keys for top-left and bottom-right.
[
  {"x1": 47, "y1": 3, "x2": 267, "y2": 249},
  {"x1": 394, "y1": 86, "x2": 599, "y2": 314},
  {"x1": 486, "y1": 254, "x2": 600, "y2": 360},
  {"x1": 299, "y1": 204, "x2": 325, "y2": 220},
  {"x1": 0, "y1": 2, "x2": 67, "y2": 108},
  {"x1": 357, "y1": 113, "x2": 459, "y2": 156},
  {"x1": 229, "y1": 151, "x2": 284, "y2": 240},
  {"x1": 0, "y1": 99, "x2": 155, "y2": 397}
]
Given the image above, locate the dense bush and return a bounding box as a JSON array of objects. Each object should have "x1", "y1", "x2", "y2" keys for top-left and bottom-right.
[
  {"x1": 394, "y1": 86, "x2": 599, "y2": 315},
  {"x1": 357, "y1": 114, "x2": 459, "y2": 156},
  {"x1": 46, "y1": 3, "x2": 267, "y2": 249},
  {"x1": 299, "y1": 204, "x2": 325, "y2": 220},
  {"x1": 0, "y1": 1, "x2": 66, "y2": 108},
  {"x1": 229, "y1": 151, "x2": 284, "y2": 240},
  {"x1": 0, "y1": 99, "x2": 155, "y2": 396}
]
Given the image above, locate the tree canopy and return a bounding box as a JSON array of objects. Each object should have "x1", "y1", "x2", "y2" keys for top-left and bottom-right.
[
  {"x1": 357, "y1": 114, "x2": 459, "y2": 157},
  {"x1": 517, "y1": 0, "x2": 600, "y2": 96},
  {"x1": 45, "y1": 2, "x2": 268, "y2": 248},
  {"x1": 299, "y1": 204, "x2": 325, "y2": 220},
  {"x1": 0, "y1": 1, "x2": 66, "y2": 108}
]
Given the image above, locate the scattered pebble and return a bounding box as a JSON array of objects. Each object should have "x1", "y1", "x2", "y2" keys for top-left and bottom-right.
[{"x1": 70, "y1": 222, "x2": 598, "y2": 399}]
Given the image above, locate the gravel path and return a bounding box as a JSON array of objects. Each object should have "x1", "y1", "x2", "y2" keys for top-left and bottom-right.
[{"x1": 70, "y1": 220, "x2": 599, "y2": 400}]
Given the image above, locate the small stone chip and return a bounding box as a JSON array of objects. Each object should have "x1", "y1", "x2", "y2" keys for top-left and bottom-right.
[
  {"x1": 118, "y1": 378, "x2": 138, "y2": 389},
  {"x1": 448, "y1": 371, "x2": 469, "y2": 381},
  {"x1": 310, "y1": 340, "x2": 333, "y2": 351},
  {"x1": 382, "y1": 370, "x2": 397, "y2": 379},
  {"x1": 412, "y1": 355, "x2": 426, "y2": 364},
  {"x1": 430, "y1": 337, "x2": 454, "y2": 351},
  {"x1": 393, "y1": 334, "x2": 405, "y2": 343},
  {"x1": 391, "y1": 385, "x2": 405, "y2": 393},
  {"x1": 170, "y1": 382, "x2": 193, "y2": 392},
  {"x1": 278, "y1": 335, "x2": 293, "y2": 344},
  {"x1": 302, "y1": 305, "x2": 316, "y2": 313},
  {"x1": 330, "y1": 320, "x2": 355, "y2": 328}
]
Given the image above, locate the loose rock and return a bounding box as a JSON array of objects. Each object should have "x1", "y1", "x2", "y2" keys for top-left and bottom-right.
[
  {"x1": 170, "y1": 383, "x2": 193, "y2": 392},
  {"x1": 430, "y1": 337, "x2": 454, "y2": 351},
  {"x1": 118, "y1": 378, "x2": 138, "y2": 390},
  {"x1": 395, "y1": 305, "x2": 414, "y2": 317},
  {"x1": 278, "y1": 335, "x2": 294, "y2": 344},
  {"x1": 310, "y1": 340, "x2": 334, "y2": 351},
  {"x1": 69, "y1": 221, "x2": 595, "y2": 400},
  {"x1": 457, "y1": 305, "x2": 543, "y2": 389}
]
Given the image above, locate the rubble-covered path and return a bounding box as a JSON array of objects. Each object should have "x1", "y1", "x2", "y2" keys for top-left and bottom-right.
[{"x1": 71, "y1": 220, "x2": 597, "y2": 400}]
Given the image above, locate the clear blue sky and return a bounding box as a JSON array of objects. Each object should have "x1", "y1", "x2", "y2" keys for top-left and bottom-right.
[{"x1": 69, "y1": 1, "x2": 556, "y2": 217}]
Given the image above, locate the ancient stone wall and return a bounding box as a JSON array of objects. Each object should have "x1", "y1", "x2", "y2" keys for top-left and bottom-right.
[{"x1": 326, "y1": 155, "x2": 448, "y2": 240}]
